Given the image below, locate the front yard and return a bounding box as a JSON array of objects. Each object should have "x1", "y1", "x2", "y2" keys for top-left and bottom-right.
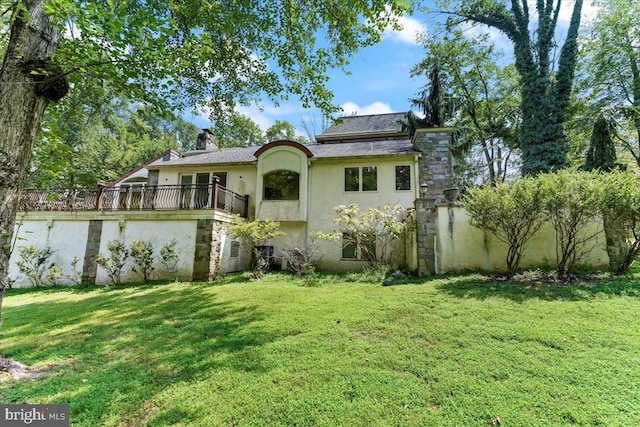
[{"x1": 0, "y1": 272, "x2": 639, "y2": 426}]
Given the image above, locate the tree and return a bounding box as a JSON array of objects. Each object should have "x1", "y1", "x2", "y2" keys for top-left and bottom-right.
[
  {"x1": 583, "y1": 113, "x2": 623, "y2": 173},
  {"x1": 315, "y1": 204, "x2": 412, "y2": 269},
  {"x1": 0, "y1": 0, "x2": 409, "y2": 322},
  {"x1": 581, "y1": 0, "x2": 640, "y2": 167},
  {"x1": 412, "y1": 29, "x2": 521, "y2": 186},
  {"x1": 265, "y1": 120, "x2": 306, "y2": 143},
  {"x1": 439, "y1": 0, "x2": 584, "y2": 175},
  {"x1": 213, "y1": 114, "x2": 264, "y2": 147},
  {"x1": 29, "y1": 81, "x2": 200, "y2": 188}
]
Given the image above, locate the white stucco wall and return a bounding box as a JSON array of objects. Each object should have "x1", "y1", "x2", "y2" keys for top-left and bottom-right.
[
  {"x1": 306, "y1": 156, "x2": 417, "y2": 272},
  {"x1": 8, "y1": 211, "x2": 239, "y2": 287},
  {"x1": 436, "y1": 206, "x2": 609, "y2": 273},
  {"x1": 9, "y1": 218, "x2": 89, "y2": 287}
]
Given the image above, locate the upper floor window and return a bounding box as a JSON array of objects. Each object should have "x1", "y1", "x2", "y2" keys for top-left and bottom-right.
[
  {"x1": 395, "y1": 165, "x2": 411, "y2": 191},
  {"x1": 345, "y1": 166, "x2": 377, "y2": 192},
  {"x1": 263, "y1": 170, "x2": 300, "y2": 200}
]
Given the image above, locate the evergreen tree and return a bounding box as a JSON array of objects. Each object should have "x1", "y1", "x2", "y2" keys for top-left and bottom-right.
[{"x1": 583, "y1": 113, "x2": 624, "y2": 172}]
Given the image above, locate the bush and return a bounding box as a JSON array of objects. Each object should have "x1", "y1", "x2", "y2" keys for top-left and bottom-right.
[
  {"x1": 160, "y1": 239, "x2": 180, "y2": 276},
  {"x1": 281, "y1": 234, "x2": 322, "y2": 277},
  {"x1": 130, "y1": 239, "x2": 155, "y2": 282},
  {"x1": 227, "y1": 218, "x2": 285, "y2": 280},
  {"x1": 538, "y1": 170, "x2": 603, "y2": 277},
  {"x1": 463, "y1": 177, "x2": 547, "y2": 276},
  {"x1": 315, "y1": 204, "x2": 413, "y2": 268},
  {"x1": 96, "y1": 240, "x2": 129, "y2": 285},
  {"x1": 16, "y1": 245, "x2": 62, "y2": 287},
  {"x1": 598, "y1": 170, "x2": 640, "y2": 273}
]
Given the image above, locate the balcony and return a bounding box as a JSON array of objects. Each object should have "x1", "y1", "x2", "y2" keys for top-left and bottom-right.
[{"x1": 19, "y1": 184, "x2": 249, "y2": 217}]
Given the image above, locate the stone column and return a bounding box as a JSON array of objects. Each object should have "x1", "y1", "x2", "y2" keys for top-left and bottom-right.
[
  {"x1": 81, "y1": 220, "x2": 103, "y2": 284},
  {"x1": 413, "y1": 128, "x2": 455, "y2": 276}
]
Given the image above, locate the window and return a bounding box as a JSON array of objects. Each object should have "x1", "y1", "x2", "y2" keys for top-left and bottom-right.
[
  {"x1": 230, "y1": 241, "x2": 240, "y2": 258},
  {"x1": 341, "y1": 232, "x2": 376, "y2": 261},
  {"x1": 395, "y1": 165, "x2": 411, "y2": 191},
  {"x1": 263, "y1": 170, "x2": 300, "y2": 200},
  {"x1": 344, "y1": 166, "x2": 377, "y2": 192}
]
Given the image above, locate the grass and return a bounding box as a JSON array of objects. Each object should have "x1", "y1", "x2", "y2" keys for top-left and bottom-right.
[{"x1": 1, "y1": 271, "x2": 640, "y2": 426}]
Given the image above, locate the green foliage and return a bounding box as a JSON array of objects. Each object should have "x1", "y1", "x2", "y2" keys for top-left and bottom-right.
[
  {"x1": 228, "y1": 218, "x2": 285, "y2": 279},
  {"x1": 213, "y1": 114, "x2": 264, "y2": 148},
  {"x1": 583, "y1": 113, "x2": 623, "y2": 172},
  {"x1": 30, "y1": 81, "x2": 199, "y2": 188},
  {"x1": 463, "y1": 177, "x2": 547, "y2": 276},
  {"x1": 538, "y1": 170, "x2": 603, "y2": 277},
  {"x1": 265, "y1": 120, "x2": 306, "y2": 143},
  {"x1": 316, "y1": 204, "x2": 412, "y2": 268},
  {"x1": 129, "y1": 240, "x2": 155, "y2": 283},
  {"x1": 15, "y1": 245, "x2": 61, "y2": 287},
  {"x1": 446, "y1": 0, "x2": 584, "y2": 175},
  {"x1": 580, "y1": 0, "x2": 640, "y2": 167},
  {"x1": 227, "y1": 218, "x2": 285, "y2": 248},
  {"x1": 598, "y1": 171, "x2": 640, "y2": 273},
  {"x1": 95, "y1": 240, "x2": 129, "y2": 286},
  {"x1": 160, "y1": 239, "x2": 180, "y2": 274},
  {"x1": 412, "y1": 28, "x2": 521, "y2": 185}
]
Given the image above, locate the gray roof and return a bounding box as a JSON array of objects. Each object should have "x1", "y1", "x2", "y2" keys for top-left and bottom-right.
[
  {"x1": 316, "y1": 112, "x2": 408, "y2": 141},
  {"x1": 148, "y1": 139, "x2": 417, "y2": 168}
]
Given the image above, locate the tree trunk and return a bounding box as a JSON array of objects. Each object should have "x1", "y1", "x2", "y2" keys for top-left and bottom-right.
[{"x1": 0, "y1": 0, "x2": 61, "y2": 324}]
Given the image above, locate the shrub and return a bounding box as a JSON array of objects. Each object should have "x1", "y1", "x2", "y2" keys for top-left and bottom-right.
[
  {"x1": 96, "y1": 240, "x2": 129, "y2": 285},
  {"x1": 316, "y1": 204, "x2": 412, "y2": 268},
  {"x1": 538, "y1": 170, "x2": 603, "y2": 277},
  {"x1": 130, "y1": 239, "x2": 155, "y2": 283},
  {"x1": 463, "y1": 177, "x2": 547, "y2": 276},
  {"x1": 15, "y1": 245, "x2": 62, "y2": 287},
  {"x1": 598, "y1": 170, "x2": 640, "y2": 273},
  {"x1": 227, "y1": 218, "x2": 285, "y2": 280},
  {"x1": 160, "y1": 239, "x2": 180, "y2": 273},
  {"x1": 281, "y1": 234, "x2": 322, "y2": 277}
]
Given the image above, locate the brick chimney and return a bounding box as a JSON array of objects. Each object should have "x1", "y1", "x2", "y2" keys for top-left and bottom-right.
[{"x1": 196, "y1": 129, "x2": 218, "y2": 151}]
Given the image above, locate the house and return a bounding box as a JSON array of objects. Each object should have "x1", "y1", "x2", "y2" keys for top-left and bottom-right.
[
  {"x1": 10, "y1": 112, "x2": 462, "y2": 286},
  {"x1": 10, "y1": 112, "x2": 610, "y2": 286},
  {"x1": 139, "y1": 112, "x2": 454, "y2": 273}
]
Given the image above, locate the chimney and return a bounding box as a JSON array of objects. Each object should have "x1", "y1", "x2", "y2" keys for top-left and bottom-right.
[{"x1": 196, "y1": 128, "x2": 218, "y2": 151}]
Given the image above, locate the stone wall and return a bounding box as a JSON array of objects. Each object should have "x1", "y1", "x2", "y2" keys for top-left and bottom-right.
[{"x1": 413, "y1": 128, "x2": 456, "y2": 276}]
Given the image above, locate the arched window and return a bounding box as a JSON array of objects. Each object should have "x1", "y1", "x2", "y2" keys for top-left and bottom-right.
[{"x1": 263, "y1": 170, "x2": 300, "y2": 200}]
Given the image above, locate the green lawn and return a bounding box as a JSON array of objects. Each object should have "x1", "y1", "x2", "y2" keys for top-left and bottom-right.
[{"x1": 1, "y1": 272, "x2": 639, "y2": 426}]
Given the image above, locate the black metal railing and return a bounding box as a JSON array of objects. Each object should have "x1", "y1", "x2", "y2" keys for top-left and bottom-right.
[{"x1": 19, "y1": 184, "x2": 249, "y2": 217}]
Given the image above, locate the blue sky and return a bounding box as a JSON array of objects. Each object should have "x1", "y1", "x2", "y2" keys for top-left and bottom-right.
[{"x1": 186, "y1": 1, "x2": 598, "y2": 140}]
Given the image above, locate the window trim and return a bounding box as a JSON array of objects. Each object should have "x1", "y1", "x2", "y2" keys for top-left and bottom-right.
[
  {"x1": 394, "y1": 164, "x2": 412, "y2": 191},
  {"x1": 344, "y1": 165, "x2": 378, "y2": 193},
  {"x1": 262, "y1": 169, "x2": 300, "y2": 201}
]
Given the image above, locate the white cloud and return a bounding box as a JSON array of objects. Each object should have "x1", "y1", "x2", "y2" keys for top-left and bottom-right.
[
  {"x1": 340, "y1": 101, "x2": 394, "y2": 116},
  {"x1": 555, "y1": 0, "x2": 600, "y2": 24},
  {"x1": 385, "y1": 14, "x2": 427, "y2": 45}
]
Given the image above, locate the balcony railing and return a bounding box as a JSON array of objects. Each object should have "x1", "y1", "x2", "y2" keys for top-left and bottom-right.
[{"x1": 19, "y1": 184, "x2": 249, "y2": 217}]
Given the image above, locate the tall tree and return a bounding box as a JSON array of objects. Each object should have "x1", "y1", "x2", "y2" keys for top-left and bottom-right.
[
  {"x1": 581, "y1": 0, "x2": 640, "y2": 167},
  {"x1": 412, "y1": 29, "x2": 521, "y2": 186},
  {"x1": 0, "y1": 0, "x2": 409, "y2": 325},
  {"x1": 265, "y1": 120, "x2": 306, "y2": 143},
  {"x1": 213, "y1": 114, "x2": 264, "y2": 147},
  {"x1": 30, "y1": 79, "x2": 200, "y2": 188},
  {"x1": 583, "y1": 113, "x2": 622, "y2": 173},
  {"x1": 439, "y1": 0, "x2": 584, "y2": 175}
]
